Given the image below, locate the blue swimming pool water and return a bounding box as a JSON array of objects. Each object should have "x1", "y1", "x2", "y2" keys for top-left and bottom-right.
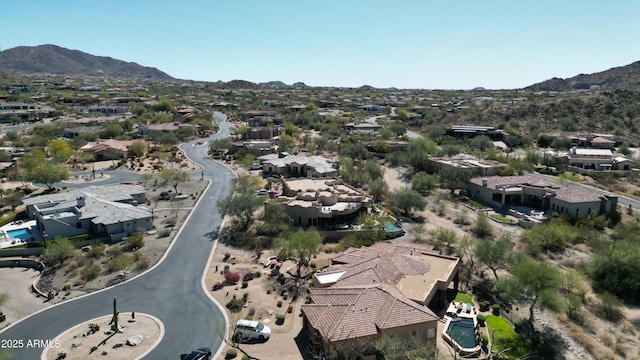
[
  {"x1": 383, "y1": 222, "x2": 403, "y2": 232},
  {"x1": 7, "y1": 228, "x2": 30, "y2": 240},
  {"x1": 446, "y1": 317, "x2": 477, "y2": 349}
]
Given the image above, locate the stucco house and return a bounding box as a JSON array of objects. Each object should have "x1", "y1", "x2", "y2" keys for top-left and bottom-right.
[
  {"x1": 23, "y1": 184, "x2": 151, "y2": 242},
  {"x1": 564, "y1": 147, "x2": 635, "y2": 172},
  {"x1": 302, "y1": 242, "x2": 459, "y2": 358},
  {"x1": 280, "y1": 178, "x2": 371, "y2": 227},
  {"x1": 467, "y1": 175, "x2": 618, "y2": 220},
  {"x1": 259, "y1": 154, "x2": 338, "y2": 178},
  {"x1": 426, "y1": 155, "x2": 507, "y2": 177}
]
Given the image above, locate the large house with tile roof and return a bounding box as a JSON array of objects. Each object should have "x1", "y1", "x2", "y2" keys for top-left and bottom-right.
[
  {"x1": 467, "y1": 175, "x2": 618, "y2": 219},
  {"x1": 302, "y1": 242, "x2": 459, "y2": 357},
  {"x1": 23, "y1": 184, "x2": 152, "y2": 242}
]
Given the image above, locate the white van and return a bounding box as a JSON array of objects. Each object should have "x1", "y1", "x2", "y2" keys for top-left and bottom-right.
[{"x1": 235, "y1": 319, "x2": 271, "y2": 341}]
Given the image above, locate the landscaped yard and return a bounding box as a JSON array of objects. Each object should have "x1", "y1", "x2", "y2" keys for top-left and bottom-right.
[
  {"x1": 464, "y1": 198, "x2": 488, "y2": 210},
  {"x1": 485, "y1": 315, "x2": 531, "y2": 359},
  {"x1": 454, "y1": 291, "x2": 474, "y2": 304},
  {"x1": 490, "y1": 213, "x2": 516, "y2": 224}
]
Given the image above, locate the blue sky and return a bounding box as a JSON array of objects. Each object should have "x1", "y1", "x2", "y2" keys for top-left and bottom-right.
[{"x1": 1, "y1": 1, "x2": 639, "y2": 89}]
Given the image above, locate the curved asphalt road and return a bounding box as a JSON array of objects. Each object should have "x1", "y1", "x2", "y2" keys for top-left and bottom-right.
[{"x1": 0, "y1": 113, "x2": 235, "y2": 359}]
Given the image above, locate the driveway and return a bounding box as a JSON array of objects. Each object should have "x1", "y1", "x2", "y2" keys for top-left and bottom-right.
[{"x1": 0, "y1": 113, "x2": 235, "y2": 359}]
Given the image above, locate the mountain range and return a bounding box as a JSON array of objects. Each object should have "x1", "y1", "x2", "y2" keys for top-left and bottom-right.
[
  {"x1": 0, "y1": 44, "x2": 173, "y2": 79},
  {"x1": 524, "y1": 61, "x2": 640, "y2": 91},
  {"x1": 1, "y1": 44, "x2": 639, "y2": 91}
]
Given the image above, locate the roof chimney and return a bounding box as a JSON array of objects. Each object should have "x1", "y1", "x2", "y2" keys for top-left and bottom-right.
[
  {"x1": 482, "y1": 178, "x2": 488, "y2": 187},
  {"x1": 76, "y1": 195, "x2": 86, "y2": 208}
]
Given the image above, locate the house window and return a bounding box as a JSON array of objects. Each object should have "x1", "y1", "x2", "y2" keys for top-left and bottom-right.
[{"x1": 427, "y1": 328, "x2": 436, "y2": 339}]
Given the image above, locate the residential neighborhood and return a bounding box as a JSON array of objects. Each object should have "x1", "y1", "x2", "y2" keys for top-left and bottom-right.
[{"x1": 1, "y1": 49, "x2": 640, "y2": 360}]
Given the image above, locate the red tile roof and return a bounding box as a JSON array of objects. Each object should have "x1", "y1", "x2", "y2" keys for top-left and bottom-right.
[{"x1": 302, "y1": 284, "x2": 438, "y2": 341}]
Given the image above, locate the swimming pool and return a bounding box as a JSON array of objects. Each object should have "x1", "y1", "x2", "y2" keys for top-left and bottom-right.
[
  {"x1": 383, "y1": 222, "x2": 403, "y2": 233},
  {"x1": 7, "y1": 228, "x2": 31, "y2": 240},
  {"x1": 446, "y1": 317, "x2": 478, "y2": 349}
]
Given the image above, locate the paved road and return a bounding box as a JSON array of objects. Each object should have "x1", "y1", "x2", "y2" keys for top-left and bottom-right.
[{"x1": 0, "y1": 113, "x2": 235, "y2": 359}]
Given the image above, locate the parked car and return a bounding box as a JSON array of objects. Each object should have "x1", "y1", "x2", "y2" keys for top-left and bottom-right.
[
  {"x1": 256, "y1": 188, "x2": 269, "y2": 195},
  {"x1": 235, "y1": 319, "x2": 271, "y2": 341},
  {"x1": 180, "y1": 347, "x2": 211, "y2": 360}
]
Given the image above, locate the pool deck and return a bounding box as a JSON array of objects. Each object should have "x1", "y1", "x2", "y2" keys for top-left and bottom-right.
[
  {"x1": 0, "y1": 220, "x2": 40, "y2": 249},
  {"x1": 442, "y1": 301, "x2": 482, "y2": 357}
]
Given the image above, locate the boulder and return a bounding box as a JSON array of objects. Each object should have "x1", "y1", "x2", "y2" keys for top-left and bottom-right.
[{"x1": 126, "y1": 334, "x2": 144, "y2": 346}]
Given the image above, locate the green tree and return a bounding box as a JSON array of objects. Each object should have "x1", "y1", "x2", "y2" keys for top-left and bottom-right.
[
  {"x1": 367, "y1": 178, "x2": 388, "y2": 203},
  {"x1": 275, "y1": 228, "x2": 323, "y2": 278},
  {"x1": 217, "y1": 189, "x2": 264, "y2": 232},
  {"x1": 46, "y1": 139, "x2": 74, "y2": 162},
  {"x1": 476, "y1": 237, "x2": 511, "y2": 280},
  {"x1": 160, "y1": 169, "x2": 189, "y2": 193},
  {"x1": 152, "y1": 97, "x2": 173, "y2": 112},
  {"x1": 438, "y1": 167, "x2": 471, "y2": 194},
  {"x1": 127, "y1": 140, "x2": 147, "y2": 158},
  {"x1": 43, "y1": 238, "x2": 75, "y2": 267},
  {"x1": 469, "y1": 135, "x2": 493, "y2": 151},
  {"x1": 497, "y1": 259, "x2": 563, "y2": 323},
  {"x1": 389, "y1": 188, "x2": 427, "y2": 216},
  {"x1": 256, "y1": 201, "x2": 291, "y2": 237},
  {"x1": 19, "y1": 149, "x2": 46, "y2": 172},
  {"x1": 25, "y1": 162, "x2": 69, "y2": 190},
  {"x1": 471, "y1": 212, "x2": 493, "y2": 239},
  {"x1": 209, "y1": 138, "x2": 232, "y2": 157},
  {"x1": 411, "y1": 172, "x2": 437, "y2": 194},
  {"x1": 101, "y1": 123, "x2": 124, "y2": 139},
  {"x1": 586, "y1": 240, "x2": 640, "y2": 304}
]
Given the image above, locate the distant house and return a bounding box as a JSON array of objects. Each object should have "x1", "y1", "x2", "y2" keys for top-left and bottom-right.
[
  {"x1": 0, "y1": 102, "x2": 52, "y2": 122},
  {"x1": 302, "y1": 242, "x2": 459, "y2": 358},
  {"x1": 357, "y1": 104, "x2": 384, "y2": 113},
  {"x1": 426, "y1": 155, "x2": 507, "y2": 177},
  {"x1": 230, "y1": 140, "x2": 278, "y2": 156},
  {"x1": 63, "y1": 126, "x2": 103, "y2": 139},
  {"x1": 279, "y1": 178, "x2": 371, "y2": 227},
  {"x1": 343, "y1": 122, "x2": 382, "y2": 135},
  {"x1": 88, "y1": 104, "x2": 128, "y2": 116},
  {"x1": 589, "y1": 136, "x2": 616, "y2": 149},
  {"x1": 80, "y1": 139, "x2": 137, "y2": 160},
  {"x1": 448, "y1": 125, "x2": 506, "y2": 140},
  {"x1": 467, "y1": 175, "x2": 618, "y2": 219},
  {"x1": 563, "y1": 147, "x2": 636, "y2": 172},
  {"x1": 23, "y1": 184, "x2": 151, "y2": 242},
  {"x1": 258, "y1": 154, "x2": 338, "y2": 178}
]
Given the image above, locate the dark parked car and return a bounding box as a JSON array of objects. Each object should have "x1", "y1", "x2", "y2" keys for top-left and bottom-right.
[{"x1": 180, "y1": 347, "x2": 211, "y2": 360}]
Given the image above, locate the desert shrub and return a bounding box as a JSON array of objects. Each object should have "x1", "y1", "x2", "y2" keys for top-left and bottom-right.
[
  {"x1": 242, "y1": 355, "x2": 250, "y2": 360},
  {"x1": 122, "y1": 233, "x2": 144, "y2": 251},
  {"x1": 277, "y1": 300, "x2": 283, "y2": 308},
  {"x1": 80, "y1": 264, "x2": 101, "y2": 281},
  {"x1": 225, "y1": 271, "x2": 240, "y2": 284},
  {"x1": 492, "y1": 304, "x2": 501, "y2": 315},
  {"x1": 105, "y1": 254, "x2": 133, "y2": 273},
  {"x1": 226, "y1": 296, "x2": 244, "y2": 313},
  {"x1": 479, "y1": 301, "x2": 489, "y2": 312},
  {"x1": 275, "y1": 314, "x2": 285, "y2": 325},
  {"x1": 242, "y1": 273, "x2": 254, "y2": 281},
  {"x1": 477, "y1": 313, "x2": 486, "y2": 326},
  {"x1": 590, "y1": 292, "x2": 624, "y2": 323},
  {"x1": 135, "y1": 256, "x2": 150, "y2": 270},
  {"x1": 241, "y1": 281, "x2": 248, "y2": 288},
  {"x1": 86, "y1": 242, "x2": 105, "y2": 259},
  {"x1": 225, "y1": 348, "x2": 237, "y2": 359},
  {"x1": 158, "y1": 229, "x2": 171, "y2": 238},
  {"x1": 586, "y1": 240, "x2": 640, "y2": 304},
  {"x1": 287, "y1": 305, "x2": 293, "y2": 313}
]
